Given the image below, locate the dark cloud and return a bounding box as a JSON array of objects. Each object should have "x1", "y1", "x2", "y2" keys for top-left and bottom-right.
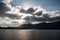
[
  {"x1": 20, "y1": 7, "x2": 37, "y2": 14},
  {"x1": 52, "y1": 16, "x2": 60, "y2": 21},
  {"x1": 20, "y1": 9, "x2": 26, "y2": 13},
  {"x1": 42, "y1": 14, "x2": 50, "y2": 18},
  {"x1": 5, "y1": 14, "x2": 20, "y2": 19},
  {"x1": 23, "y1": 13, "x2": 60, "y2": 23},
  {"x1": 0, "y1": 0, "x2": 11, "y2": 11},
  {"x1": 0, "y1": 0, "x2": 20, "y2": 19},
  {"x1": 34, "y1": 11, "x2": 42, "y2": 16},
  {"x1": 0, "y1": 2, "x2": 10, "y2": 17},
  {"x1": 0, "y1": 2, "x2": 10, "y2": 13},
  {"x1": 26, "y1": 8, "x2": 36, "y2": 13}
]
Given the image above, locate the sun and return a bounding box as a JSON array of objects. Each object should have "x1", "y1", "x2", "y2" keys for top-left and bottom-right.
[
  {"x1": 23, "y1": 3, "x2": 32, "y2": 10},
  {"x1": 22, "y1": 2, "x2": 34, "y2": 10}
]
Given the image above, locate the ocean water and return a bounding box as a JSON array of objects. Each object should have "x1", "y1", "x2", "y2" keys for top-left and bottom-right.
[{"x1": 0, "y1": 29, "x2": 60, "y2": 40}]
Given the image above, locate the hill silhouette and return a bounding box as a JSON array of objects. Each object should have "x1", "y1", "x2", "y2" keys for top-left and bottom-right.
[
  {"x1": 0, "y1": 21, "x2": 60, "y2": 29},
  {"x1": 19, "y1": 21, "x2": 60, "y2": 29}
]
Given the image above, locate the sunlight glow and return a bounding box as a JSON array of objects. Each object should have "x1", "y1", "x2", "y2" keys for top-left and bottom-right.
[{"x1": 22, "y1": 2, "x2": 35, "y2": 10}]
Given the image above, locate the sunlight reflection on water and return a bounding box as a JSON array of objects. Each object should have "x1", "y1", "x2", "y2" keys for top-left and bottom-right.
[{"x1": 0, "y1": 29, "x2": 60, "y2": 40}]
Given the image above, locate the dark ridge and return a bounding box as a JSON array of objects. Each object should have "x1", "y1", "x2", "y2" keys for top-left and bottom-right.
[
  {"x1": 0, "y1": 21, "x2": 60, "y2": 29},
  {"x1": 19, "y1": 21, "x2": 60, "y2": 29}
]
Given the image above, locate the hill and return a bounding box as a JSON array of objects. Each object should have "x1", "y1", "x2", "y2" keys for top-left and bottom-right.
[{"x1": 19, "y1": 21, "x2": 60, "y2": 29}]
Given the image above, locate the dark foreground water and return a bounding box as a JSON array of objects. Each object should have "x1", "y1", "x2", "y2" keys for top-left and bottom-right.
[{"x1": 0, "y1": 29, "x2": 60, "y2": 40}]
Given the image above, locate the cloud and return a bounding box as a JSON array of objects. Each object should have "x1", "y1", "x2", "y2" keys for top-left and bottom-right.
[
  {"x1": 2, "y1": 0, "x2": 13, "y2": 3},
  {"x1": 33, "y1": 11, "x2": 42, "y2": 16},
  {"x1": 20, "y1": 7, "x2": 38, "y2": 14},
  {"x1": 0, "y1": 2, "x2": 10, "y2": 14},
  {"x1": 5, "y1": 14, "x2": 20, "y2": 19},
  {"x1": 26, "y1": 8, "x2": 36, "y2": 13},
  {"x1": 19, "y1": 6, "x2": 60, "y2": 24},
  {"x1": 0, "y1": 0, "x2": 60, "y2": 27},
  {"x1": 0, "y1": 0, "x2": 20, "y2": 19},
  {"x1": 20, "y1": 9, "x2": 26, "y2": 13}
]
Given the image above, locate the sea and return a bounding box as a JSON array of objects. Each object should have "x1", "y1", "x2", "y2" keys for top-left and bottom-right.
[{"x1": 0, "y1": 29, "x2": 60, "y2": 40}]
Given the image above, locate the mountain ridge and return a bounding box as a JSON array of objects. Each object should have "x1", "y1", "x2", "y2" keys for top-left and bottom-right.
[{"x1": 0, "y1": 21, "x2": 60, "y2": 29}]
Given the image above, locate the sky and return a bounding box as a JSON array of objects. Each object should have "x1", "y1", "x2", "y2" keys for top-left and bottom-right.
[
  {"x1": 0, "y1": 0, "x2": 60, "y2": 27},
  {"x1": 12, "y1": 0, "x2": 60, "y2": 11}
]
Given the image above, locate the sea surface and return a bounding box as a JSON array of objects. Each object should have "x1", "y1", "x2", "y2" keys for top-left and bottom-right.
[{"x1": 0, "y1": 29, "x2": 60, "y2": 40}]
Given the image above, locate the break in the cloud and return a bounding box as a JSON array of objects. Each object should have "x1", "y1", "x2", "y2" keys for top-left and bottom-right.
[{"x1": 0, "y1": 0, "x2": 60, "y2": 27}]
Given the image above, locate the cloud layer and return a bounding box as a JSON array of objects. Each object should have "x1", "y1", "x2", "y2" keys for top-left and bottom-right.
[{"x1": 0, "y1": 0, "x2": 60, "y2": 27}]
